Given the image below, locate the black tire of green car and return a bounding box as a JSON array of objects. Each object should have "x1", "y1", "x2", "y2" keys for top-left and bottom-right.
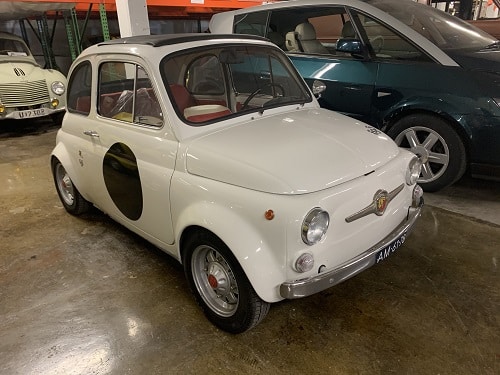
[{"x1": 388, "y1": 114, "x2": 467, "y2": 192}]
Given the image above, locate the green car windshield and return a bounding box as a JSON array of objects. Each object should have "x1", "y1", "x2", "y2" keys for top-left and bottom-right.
[{"x1": 367, "y1": 0, "x2": 498, "y2": 50}]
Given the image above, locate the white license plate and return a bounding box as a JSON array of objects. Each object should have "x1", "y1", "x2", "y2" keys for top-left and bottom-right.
[
  {"x1": 375, "y1": 232, "x2": 407, "y2": 264},
  {"x1": 16, "y1": 108, "x2": 47, "y2": 119}
]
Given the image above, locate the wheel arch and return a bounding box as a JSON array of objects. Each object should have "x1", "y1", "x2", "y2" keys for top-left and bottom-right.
[
  {"x1": 50, "y1": 143, "x2": 89, "y2": 202},
  {"x1": 175, "y1": 203, "x2": 286, "y2": 304}
]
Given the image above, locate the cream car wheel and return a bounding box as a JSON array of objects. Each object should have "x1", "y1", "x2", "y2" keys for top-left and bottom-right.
[
  {"x1": 52, "y1": 159, "x2": 90, "y2": 215},
  {"x1": 183, "y1": 231, "x2": 270, "y2": 333}
]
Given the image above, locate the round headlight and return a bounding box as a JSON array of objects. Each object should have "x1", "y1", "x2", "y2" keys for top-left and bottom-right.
[
  {"x1": 301, "y1": 208, "x2": 329, "y2": 245},
  {"x1": 51, "y1": 81, "x2": 66, "y2": 96},
  {"x1": 406, "y1": 157, "x2": 422, "y2": 185}
]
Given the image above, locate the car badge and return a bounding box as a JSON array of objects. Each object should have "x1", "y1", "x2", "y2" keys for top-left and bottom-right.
[
  {"x1": 375, "y1": 190, "x2": 388, "y2": 215},
  {"x1": 345, "y1": 184, "x2": 404, "y2": 223}
]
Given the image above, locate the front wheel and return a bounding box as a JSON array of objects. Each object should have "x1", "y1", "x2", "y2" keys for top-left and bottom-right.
[
  {"x1": 388, "y1": 114, "x2": 466, "y2": 192},
  {"x1": 52, "y1": 158, "x2": 90, "y2": 215},
  {"x1": 183, "y1": 231, "x2": 270, "y2": 333}
]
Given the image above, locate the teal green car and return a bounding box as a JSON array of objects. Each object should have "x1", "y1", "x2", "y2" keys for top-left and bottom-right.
[{"x1": 210, "y1": 0, "x2": 500, "y2": 191}]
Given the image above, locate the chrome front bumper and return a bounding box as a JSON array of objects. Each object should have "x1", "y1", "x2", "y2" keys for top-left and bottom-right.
[{"x1": 280, "y1": 198, "x2": 423, "y2": 299}]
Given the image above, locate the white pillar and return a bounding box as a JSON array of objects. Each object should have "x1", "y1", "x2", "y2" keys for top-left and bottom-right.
[{"x1": 115, "y1": 0, "x2": 151, "y2": 37}]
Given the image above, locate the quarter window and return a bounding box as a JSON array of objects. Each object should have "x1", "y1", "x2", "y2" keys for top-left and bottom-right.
[
  {"x1": 234, "y1": 11, "x2": 269, "y2": 37},
  {"x1": 67, "y1": 61, "x2": 92, "y2": 115},
  {"x1": 98, "y1": 62, "x2": 163, "y2": 127}
]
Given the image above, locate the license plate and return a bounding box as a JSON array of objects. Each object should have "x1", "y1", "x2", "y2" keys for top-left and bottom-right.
[
  {"x1": 375, "y1": 232, "x2": 407, "y2": 264},
  {"x1": 16, "y1": 108, "x2": 47, "y2": 119}
]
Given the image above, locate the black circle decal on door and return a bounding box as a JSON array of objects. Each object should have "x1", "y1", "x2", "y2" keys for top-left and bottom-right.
[{"x1": 103, "y1": 142, "x2": 143, "y2": 220}]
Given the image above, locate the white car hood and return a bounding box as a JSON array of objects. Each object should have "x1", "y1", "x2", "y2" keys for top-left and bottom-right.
[
  {"x1": 0, "y1": 60, "x2": 45, "y2": 83},
  {"x1": 185, "y1": 108, "x2": 399, "y2": 194}
]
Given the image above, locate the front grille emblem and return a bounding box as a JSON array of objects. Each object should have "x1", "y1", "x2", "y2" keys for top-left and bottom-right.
[
  {"x1": 345, "y1": 184, "x2": 404, "y2": 223},
  {"x1": 374, "y1": 190, "x2": 388, "y2": 215}
]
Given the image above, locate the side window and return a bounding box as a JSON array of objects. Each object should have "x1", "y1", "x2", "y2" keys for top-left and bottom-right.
[
  {"x1": 135, "y1": 66, "x2": 163, "y2": 126},
  {"x1": 268, "y1": 7, "x2": 348, "y2": 55},
  {"x1": 352, "y1": 11, "x2": 433, "y2": 62},
  {"x1": 234, "y1": 11, "x2": 268, "y2": 36},
  {"x1": 309, "y1": 12, "x2": 352, "y2": 52},
  {"x1": 67, "y1": 61, "x2": 92, "y2": 115},
  {"x1": 185, "y1": 55, "x2": 224, "y2": 95},
  {"x1": 98, "y1": 62, "x2": 163, "y2": 127},
  {"x1": 234, "y1": 11, "x2": 287, "y2": 50}
]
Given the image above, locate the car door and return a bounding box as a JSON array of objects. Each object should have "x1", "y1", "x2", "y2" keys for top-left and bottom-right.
[
  {"x1": 83, "y1": 59, "x2": 177, "y2": 246},
  {"x1": 348, "y1": 9, "x2": 448, "y2": 127}
]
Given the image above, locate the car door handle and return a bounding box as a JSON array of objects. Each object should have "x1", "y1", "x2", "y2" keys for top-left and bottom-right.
[
  {"x1": 83, "y1": 130, "x2": 100, "y2": 138},
  {"x1": 377, "y1": 90, "x2": 392, "y2": 97}
]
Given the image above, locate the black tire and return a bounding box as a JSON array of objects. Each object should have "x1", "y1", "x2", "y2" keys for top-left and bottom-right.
[
  {"x1": 183, "y1": 231, "x2": 270, "y2": 333},
  {"x1": 51, "y1": 158, "x2": 91, "y2": 215},
  {"x1": 387, "y1": 114, "x2": 466, "y2": 192}
]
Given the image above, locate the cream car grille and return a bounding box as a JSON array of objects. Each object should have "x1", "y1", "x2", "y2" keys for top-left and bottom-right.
[{"x1": 0, "y1": 80, "x2": 49, "y2": 107}]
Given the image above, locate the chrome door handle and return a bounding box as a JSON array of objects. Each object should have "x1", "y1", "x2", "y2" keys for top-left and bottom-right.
[{"x1": 83, "y1": 130, "x2": 99, "y2": 138}]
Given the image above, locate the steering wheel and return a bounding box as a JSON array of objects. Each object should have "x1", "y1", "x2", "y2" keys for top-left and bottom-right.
[{"x1": 241, "y1": 83, "x2": 285, "y2": 110}]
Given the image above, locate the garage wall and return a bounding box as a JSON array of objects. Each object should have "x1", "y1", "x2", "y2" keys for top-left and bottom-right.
[{"x1": 0, "y1": 17, "x2": 209, "y2": 75}]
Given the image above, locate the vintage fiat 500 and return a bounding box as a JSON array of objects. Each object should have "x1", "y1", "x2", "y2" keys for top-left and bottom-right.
[
  {"x1": 0, "y1": 32, "x2": 66, "y2": 122},
  {"x1": 51, "y1": 34, "x2": 423, "y2": 333}
]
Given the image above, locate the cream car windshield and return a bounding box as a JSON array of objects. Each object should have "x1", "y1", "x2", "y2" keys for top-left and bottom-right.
[
  {"x1": 0, "y1": 37, "x2": 30, "y2": 57},
  {"x1": 162, "y1": 44, "x2": 311, "y2": 126},
  {"x1": 367, "y1": 0, "x2": 497, "y2": 50}
]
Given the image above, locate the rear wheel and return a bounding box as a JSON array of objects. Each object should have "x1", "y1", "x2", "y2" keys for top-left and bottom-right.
[
  {"x1": 183, "y1": 231, "x2": 270, "y2": 333},
  {"x1": 52, "y1": 158, "x2": 90, "y2": 215},
  {"x1": 388, "y1": 114, "x2": 466, "y2": 192}
]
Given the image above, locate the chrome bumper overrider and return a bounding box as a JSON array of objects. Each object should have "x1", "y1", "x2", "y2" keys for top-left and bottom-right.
[{"x1": 280, "y1": 198, "x2": 424, "y2": 299}]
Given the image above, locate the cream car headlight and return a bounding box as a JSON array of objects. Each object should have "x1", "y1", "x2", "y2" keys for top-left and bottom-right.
[
  {"x1": 406, "y1": 157, "x2": 422, "y2": 185},
  {"x1": 51, "y1": 81, "x2": 66, "y2": 96},
  {"x1": 301, "y1": 208, "x2": 329, "y2": 245}
]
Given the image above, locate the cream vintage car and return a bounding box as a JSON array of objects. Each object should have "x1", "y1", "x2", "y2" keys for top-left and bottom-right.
[
  {"x1": 0, "y1": 32, "x2": 66, "y2": 122},
  {"x1": 51, "y1": 33, "x2": 423, "y2": 333}
]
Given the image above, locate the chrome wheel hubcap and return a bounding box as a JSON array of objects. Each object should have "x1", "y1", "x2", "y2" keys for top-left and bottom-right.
[
  {"x1": 395, "y1": 126, "x2": 449, "y2": 183},
  {"x1": 191, "y1": 245, "x2": 239, "y2": 317},
  {"x1": 56, "y1": 164, "x2": 75, "y2": 206}
]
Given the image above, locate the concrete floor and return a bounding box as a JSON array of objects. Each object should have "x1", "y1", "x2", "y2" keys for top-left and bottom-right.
[{"x1": 1, "y1": 120, "x2": 499, "y2": 375}]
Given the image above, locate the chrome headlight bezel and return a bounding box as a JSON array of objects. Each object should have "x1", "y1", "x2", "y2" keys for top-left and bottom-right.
[
  {"x1": 301, "y1": 208, "x2": 329, "y2": 245},
  {"x1": 51, "y1": 81, "x2": 66, "y2": 96},
  {"x1": 406, "y1": 156, "x2": 422, "y2": 186}
]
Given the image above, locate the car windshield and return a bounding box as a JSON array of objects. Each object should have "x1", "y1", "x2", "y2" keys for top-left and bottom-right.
[
  {"x1": 366, "y1": 0, "x2": 498, "y2": 50},
  {"x1": 0, "y1": 37, "x2": 30, "y2": 56},
  {"x1": 161, "y1": 44, "x2": 311, "y2": 125}
]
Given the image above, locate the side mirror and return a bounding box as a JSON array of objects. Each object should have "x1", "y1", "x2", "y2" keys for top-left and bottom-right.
[
  {"x1": 312, "y1": 80, "x2": 326, "y2": 98},
  {"x1": 336, "y1": 38, "x2": 364, "y2": 55}
]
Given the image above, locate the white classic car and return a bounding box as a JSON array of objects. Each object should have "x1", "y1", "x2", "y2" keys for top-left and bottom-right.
[
  {"x1": 51, "y1": 33, "x2": 423, "y2": 333},
  {"x1": 0, "y1": 32, "x2": 66, "y2": 122}
]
